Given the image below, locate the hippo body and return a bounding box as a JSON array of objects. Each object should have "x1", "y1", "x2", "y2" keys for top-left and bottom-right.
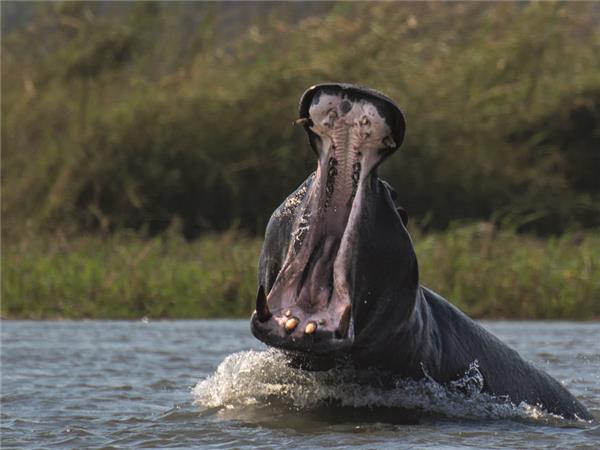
[{"x1": 250, "y1": 83, "x2": 594, "y2": 421}]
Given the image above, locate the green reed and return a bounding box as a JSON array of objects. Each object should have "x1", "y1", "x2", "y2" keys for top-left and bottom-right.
[{"x1": 3, "y1": 226, "x2": 598, "y2": 320}]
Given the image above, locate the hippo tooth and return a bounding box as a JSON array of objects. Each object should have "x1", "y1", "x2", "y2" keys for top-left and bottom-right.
[
  {"x1": 335, "y1": 305, "x2": 351, "y2": 338},
  {"x1": 255, "y1": 285, "x2": 271, "y2": 322},
  {"x1": 304, "y1": 322, "x2": 317, "y2": 335},
  {"x1": 285, "y1": 310, "x2": 292, "y2": 317},
  {"x1": 285, "y1": 317, "x2": 299, "y2": 332}
]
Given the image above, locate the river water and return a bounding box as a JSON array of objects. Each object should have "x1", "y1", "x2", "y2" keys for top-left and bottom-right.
[{"x1": 1, "y1": 320, "x2": 599, "y2": 449}]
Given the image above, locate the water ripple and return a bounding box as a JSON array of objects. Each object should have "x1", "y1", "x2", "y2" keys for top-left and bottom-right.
[
  {"x1": 193, "y1": 349, "x2": 567, "y2": 423},
  {"x1": 2, "y1": 320, "x2": 598, "y2": 449}
]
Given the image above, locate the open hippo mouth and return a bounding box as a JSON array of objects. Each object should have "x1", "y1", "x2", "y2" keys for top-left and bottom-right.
[
  {"x1": 251, "y1": 83, "x2": 407, "y2": 360},
  {"x1": 247, "y1": 86, "x2": 596, "y2": 421}
]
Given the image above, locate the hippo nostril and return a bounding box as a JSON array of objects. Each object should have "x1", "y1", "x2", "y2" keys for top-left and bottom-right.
[{"x1": 340, "y1": 100, "x2": 352, "y2": 114}]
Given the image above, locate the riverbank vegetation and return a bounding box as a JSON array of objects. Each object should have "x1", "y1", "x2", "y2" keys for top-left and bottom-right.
[
  {"x1": 3, "y1": 3, "x2": 599, "y2": 240},
  {"x1": 3, "y1": 225, "x2": 599, "y2": 320},
  {"x1": 2, "y1": 3, "x2": 599, "y2": 320}
]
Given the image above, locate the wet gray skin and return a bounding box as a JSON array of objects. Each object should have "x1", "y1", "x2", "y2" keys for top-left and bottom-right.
[{"x1": 250, "y1": 83, "x2": 594, "y2": 421}]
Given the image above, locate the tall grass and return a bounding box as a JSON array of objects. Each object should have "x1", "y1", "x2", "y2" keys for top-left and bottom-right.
[
  {"x1": 2, "y1": 2, "x2": 599, "y2": 239},
  {"x1": 415, "y1": 225, "x2": 600, "y2": 319},
  {"x1": 2, "y1": 230, "x2": 260, "y2": 319},
  {"x1": 3, "y1": 227, "x2": 599, "y2": 320}
]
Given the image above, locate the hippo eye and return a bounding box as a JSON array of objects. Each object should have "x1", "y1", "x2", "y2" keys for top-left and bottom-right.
[
  {"x1": 328, "y1": 110, "x2": 338, "y2": 120},
  {"x1": 360, "y1": 116, "x2": 370, "y2": 126}
]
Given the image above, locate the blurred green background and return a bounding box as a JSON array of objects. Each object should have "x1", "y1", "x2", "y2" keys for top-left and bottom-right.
[{"x1": 2, "y1": 2, "x2": 599, "y2": 319}]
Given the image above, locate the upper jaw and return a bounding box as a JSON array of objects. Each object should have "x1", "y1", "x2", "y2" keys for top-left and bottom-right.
[{"x1": 298, "y1": 83, "x2": 406, "y2": 157}]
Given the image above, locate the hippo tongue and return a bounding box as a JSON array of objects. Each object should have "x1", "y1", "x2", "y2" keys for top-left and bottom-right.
[{"x1": 261, "y1": 88, "x2": 399, "y2": 340}]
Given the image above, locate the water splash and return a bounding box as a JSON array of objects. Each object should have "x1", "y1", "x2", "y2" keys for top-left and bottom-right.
[{"x1": 192, "y1": 350, "x2": 559, "y2": 421}]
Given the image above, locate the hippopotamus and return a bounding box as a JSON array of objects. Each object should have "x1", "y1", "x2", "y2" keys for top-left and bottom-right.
[{"x1": 250, "y1": 83, "x2": 594, "y2": 421}]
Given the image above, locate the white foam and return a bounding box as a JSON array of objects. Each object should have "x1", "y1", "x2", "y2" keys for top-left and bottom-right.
[{"x1": 192, "y1": 350, "x2": 557, "y2": 421}]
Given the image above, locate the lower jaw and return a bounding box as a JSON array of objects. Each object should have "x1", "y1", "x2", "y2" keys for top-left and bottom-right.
[
  {"x1": 283, "y1": 348, "x2": 351, "y2": 371},
  {"x1": 250, "y1": 313, "x2": 354, "y2": 364}
]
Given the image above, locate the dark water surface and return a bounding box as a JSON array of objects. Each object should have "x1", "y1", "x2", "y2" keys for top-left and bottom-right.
[{"x1": 2, "y1": 320, "x2": 599, "y2": 449}]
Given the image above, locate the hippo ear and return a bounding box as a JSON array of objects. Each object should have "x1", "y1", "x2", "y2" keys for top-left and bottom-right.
[{"x1": 397, "y1": 207, "x2": 409, "y2": 226}]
